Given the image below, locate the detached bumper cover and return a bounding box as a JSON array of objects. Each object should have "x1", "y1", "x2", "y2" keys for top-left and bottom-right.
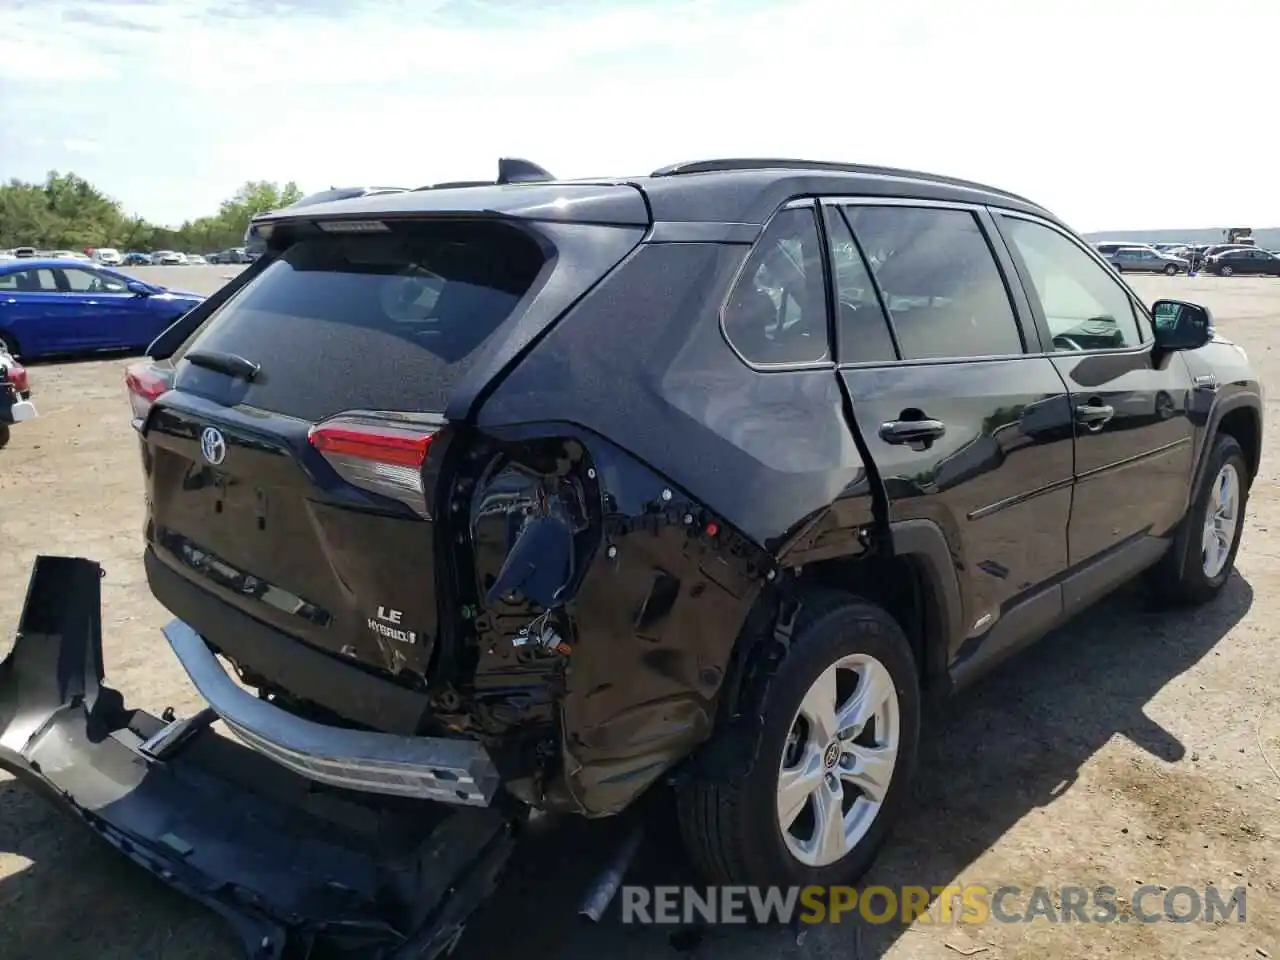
[{"x1": 0, "y1": 556, "x2": 517, "y2": 959}]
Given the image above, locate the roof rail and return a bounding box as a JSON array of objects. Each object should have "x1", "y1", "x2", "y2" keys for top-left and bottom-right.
[
  {"x1": 415, "y1": 180, "x2": 493, "y2": 191},
  {"x1": 650, "y1": 158, "x2": 1035, "y2": 206},
  {"x1": 412, "y1": 158, "x2": 558, "y2": 192}
]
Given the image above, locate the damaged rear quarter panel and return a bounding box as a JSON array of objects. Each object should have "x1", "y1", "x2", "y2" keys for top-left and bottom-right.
[{"x1": 453, "y1": 424, "x2": 769, "y2": 817}]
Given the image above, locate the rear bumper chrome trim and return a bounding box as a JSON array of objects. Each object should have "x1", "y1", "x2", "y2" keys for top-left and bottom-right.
[{"x1": 164, "y1": 620, "x2": 501, "y2": 805}]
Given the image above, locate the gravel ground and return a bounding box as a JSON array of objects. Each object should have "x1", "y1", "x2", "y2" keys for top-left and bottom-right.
[{"x1": 0, "y1": 268, "x2": 1276, "y2": 960}]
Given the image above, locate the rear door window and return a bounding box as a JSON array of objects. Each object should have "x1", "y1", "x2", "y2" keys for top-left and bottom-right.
[
  {"x1": 0, "y1": 269, "x2": 57, "y2": 292},
  {"x1": 824, "y1": 210, "x2": 897, "y2": 364},
  {"x1": 842, "y1": 205, "x2": 1024, "y2": 361},
  {"x1": 177, "y1": 220, "x2": 546, "y2": 421}
]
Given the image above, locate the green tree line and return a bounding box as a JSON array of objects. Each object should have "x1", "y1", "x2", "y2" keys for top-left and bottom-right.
[{"x1": 0, "y1": 172, "x2": 304, "y2": 253}]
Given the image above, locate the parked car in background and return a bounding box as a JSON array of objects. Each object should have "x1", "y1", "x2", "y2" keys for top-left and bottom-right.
[
  {"x1": 0, "y1": 259, "x2": 205, "y2": 359},
  {"x1": 11, "y1": 247, "x2": 36, "y2": 259},
  {"x1": 1202, "y1": 243, "x2": 1256, "y2": 260},
  {"x1": 0, "y1": 252, "x2": 14, "y2": 262},
  {"x1": 1107, "y1": 245, "x2": 1187, "y2": 274},
  {"x1": 212, "y1": 248, "x2": 252, "y2": 264},
  {"x1": 185, "y1": 254, "x2": 207, "y2": 265},
  {"x1": 1093, "y1": 240, "x2": 1158, "y2": 257},
  {"x1": 150, "y1": 251, "x2": 185, "y2": 266},
  {"x1": 123, "y1": 252, "x2": 153, "y2": 265},
  {"x1": 93, "y1": 248, "x2": 124, "y2": 266},
  {"x1": 1207, "y1": 248, "x2": 1280, "y2": 277},
  {"x1": 0, "y1": 346, "x2": 35, "y2": 449}
]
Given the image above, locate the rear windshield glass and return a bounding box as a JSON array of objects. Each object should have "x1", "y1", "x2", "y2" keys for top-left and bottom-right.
[{"x1": 177, "y1": 220, "x2": 545, "y2": 421}]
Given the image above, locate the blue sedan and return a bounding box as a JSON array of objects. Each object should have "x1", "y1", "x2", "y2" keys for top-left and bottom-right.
[{"x1": 0, "y1": 259, "x2": 204, "y2": 359}]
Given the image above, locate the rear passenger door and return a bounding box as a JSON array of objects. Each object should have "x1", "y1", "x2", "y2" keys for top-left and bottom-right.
[
  {"x1": 828, "y1": 200, "x2": 1076, "y2": 649},
  {"x1": 992, "y1": 212, "x2": 1196, "y2": 576}
]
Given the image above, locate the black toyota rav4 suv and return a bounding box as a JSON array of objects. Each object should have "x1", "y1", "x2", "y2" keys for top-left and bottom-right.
[{"x1": 0, "y1": 158, "x2": 1262, "y2": 958}]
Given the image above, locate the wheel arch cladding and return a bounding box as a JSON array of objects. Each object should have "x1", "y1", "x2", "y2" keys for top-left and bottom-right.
[{"x1": 1217, "y1": 405, "x2": 1261, "y2": 484}]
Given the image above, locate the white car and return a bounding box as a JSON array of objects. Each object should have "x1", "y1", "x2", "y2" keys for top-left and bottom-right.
[
  {"x1": 151, "y1": 251, "x2": 186, "y2": 266},
  {"x1": 50, "y1": 250, "x2": 92, "y2": 261},
  {"x1": 185, "y1": 254, "x2": 207, "y2": 265},
  {"x1": 93, "y1": 248, "x2": 123, "y2": 266}
]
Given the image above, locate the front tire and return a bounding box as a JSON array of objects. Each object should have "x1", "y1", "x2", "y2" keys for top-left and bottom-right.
[
  {"x1": 0, "y1": 424, "x2": 9, "y2": 450},
  {"x1": 1164, "y1": 264, "x2": 1178, "y2": 276},
  {"x1": 676, "y1": 593, "x2": 920, "y2": 886},
  {"x1": 0, "y1": 332, "x2": 18, "y2": 357},
  {"x1": 1149, "y1": 433, "x2": 1248, "y2": 605},
  {"x1": 1220, "y1": 265, "x2": 1234, "y2": 277}
]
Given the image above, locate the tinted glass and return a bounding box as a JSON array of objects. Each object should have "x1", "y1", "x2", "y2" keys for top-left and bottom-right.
[
  {"x1": 722, "y1": 207, "x2": 830, "y2": 365},
  {"x1": 825, "y1": 210, "x2": 896, "y2": 363},
  {"x1": 179, "y1": 220, "x2": 546, "y2": 421},
  {"x1": 0, "y1": 269, "x2": 56, "y2": 292},
  {"x1": 999, "y1": 216, "x2": 1142, "y2": 350},
  {"x1": 844, "y1": 206, "x2": 1022, "y2": 360},
  {"x1": 59, "y1": 267, "x2": 127, "y2": 293}
]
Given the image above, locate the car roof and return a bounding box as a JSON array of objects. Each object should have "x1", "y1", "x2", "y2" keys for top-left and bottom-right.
[
  {"x1": 256, "y1": 158, "x2": 1061, "y2": 229},
  {"x1": 0, "y1": 258, "x2": 121, "y2": 271}
]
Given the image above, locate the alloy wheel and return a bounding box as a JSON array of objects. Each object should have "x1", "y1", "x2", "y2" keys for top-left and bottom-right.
[
  {"x1": 1202, "y1": 462, "x2": 1240, "y2": 579},
  {"x1": 776, "y1": 653, "x2": 900, "y2": 867}
]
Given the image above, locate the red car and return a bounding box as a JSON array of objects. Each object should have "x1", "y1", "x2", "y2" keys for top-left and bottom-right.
[{"x1": 0, "y1": 351, "x2": 35, "y2": 448}]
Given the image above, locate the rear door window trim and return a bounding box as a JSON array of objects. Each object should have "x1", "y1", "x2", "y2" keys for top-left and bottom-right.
[{"x1": 818, "y1": 196, "x2": 1039, "y2": 367}]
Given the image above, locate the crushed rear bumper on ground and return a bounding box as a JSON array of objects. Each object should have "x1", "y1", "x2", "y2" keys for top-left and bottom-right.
[{"x1": 0, "y1": 556, "x2": 518, "y2": 960}]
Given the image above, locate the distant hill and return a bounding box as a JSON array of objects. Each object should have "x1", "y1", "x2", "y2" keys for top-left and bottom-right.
[{"x1": 1083, "y1": 227, "x2": 1280, "y2": 249}]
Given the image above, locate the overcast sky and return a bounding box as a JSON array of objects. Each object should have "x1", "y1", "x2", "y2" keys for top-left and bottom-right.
[{"x1": 1, "y1": 0, "x2": 1274, "y2": 231}]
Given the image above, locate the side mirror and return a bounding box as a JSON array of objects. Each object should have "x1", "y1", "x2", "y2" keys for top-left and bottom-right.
[
  {"x1": 1151, "y1": 299, "x2": 1212, "y2": 351},
  {"x1": 126, "y1": 280, "x2": 152, "y2": 297}
]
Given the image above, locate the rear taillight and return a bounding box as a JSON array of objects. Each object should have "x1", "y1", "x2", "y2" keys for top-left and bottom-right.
[
  {"x1": 125, "y1": 361, "x2": 172, "y2": 426},
  {"x1": 3, "y1": 362, "x2": 27, "y2": 394},
  {"x1": 308, "y1": 416, "x2": 437, "y2": 516}
]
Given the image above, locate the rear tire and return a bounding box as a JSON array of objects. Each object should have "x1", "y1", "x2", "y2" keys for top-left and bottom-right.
[
  {"x1": 1164, "y1": 264, "x2": 1178, "y2": 276},
  {"x1": 0, "y1": 424, "x2": 9, "y2": 449},
  {"x1": 0, "y1": 332, "x2": 17, "y2": 357},
  {"x1": 1149, "y1": 433, "x2": 1248, "y2": 606},
  {"x1": 676, "y1": 592, "x2": 920, "y2": 886}
]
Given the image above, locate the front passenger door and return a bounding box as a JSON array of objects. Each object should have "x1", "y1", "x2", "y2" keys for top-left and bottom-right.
[{"x1": 994, "y1": 213, "x2": 1196, "y2": 576}]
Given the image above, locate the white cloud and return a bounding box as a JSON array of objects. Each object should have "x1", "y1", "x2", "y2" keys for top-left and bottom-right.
[
  {"x1": 62, "y1": 138, "x2": 102, "y2": 154},
  {"x1": 0, "y1": 0, "x2": 1277, "y2": 230}
]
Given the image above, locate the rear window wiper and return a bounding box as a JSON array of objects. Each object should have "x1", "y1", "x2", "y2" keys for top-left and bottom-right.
[{"x1": 184, "y1": 349, "x2": 262, "y2": 382}]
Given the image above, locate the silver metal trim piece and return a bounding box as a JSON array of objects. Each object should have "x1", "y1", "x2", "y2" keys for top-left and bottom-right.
[{"x1": 163, "y1": 620, "x2": 500, "y2": 806}]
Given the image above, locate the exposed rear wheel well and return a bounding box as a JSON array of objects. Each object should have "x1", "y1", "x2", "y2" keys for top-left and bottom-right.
[
  {"x1": 794, "y1": 554, "x2": 930, "y2": 685},
  {"x1": 1216, "y1": 407, "x2": 1260, "y2": 487}
]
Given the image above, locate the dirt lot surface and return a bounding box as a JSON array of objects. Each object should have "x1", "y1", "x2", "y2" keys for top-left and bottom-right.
[{"x1": 0, "y1": 268, "x2": 1276, "y2": 960}]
